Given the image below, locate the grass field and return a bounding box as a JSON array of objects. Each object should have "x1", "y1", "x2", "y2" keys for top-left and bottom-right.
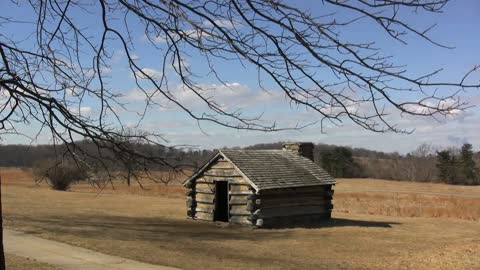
[
  {"x1": 4, "y1": 168, "x2": 479, "y2": 220},
  {"x1": 2, "y1": 168, "x2": 480, "y2": 269},
  {"x1": 335, "y1": 178, "x2": 480, "y2": 220}
]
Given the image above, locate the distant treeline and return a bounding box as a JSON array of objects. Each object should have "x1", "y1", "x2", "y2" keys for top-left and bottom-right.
[
  {"x1": 1, "y1": 141, "x2": 479, "y2": 185},
  {"x1": 0, "y1": 141, "x2": 213, "y2": 170},
  {"x1": 241, "y1": 142, "x2": 480, "y2": 185}
]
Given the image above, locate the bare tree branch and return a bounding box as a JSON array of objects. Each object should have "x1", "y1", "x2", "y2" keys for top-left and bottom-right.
[{"x1": 0, "y1": 0, "x2": 478, "y2": 173}]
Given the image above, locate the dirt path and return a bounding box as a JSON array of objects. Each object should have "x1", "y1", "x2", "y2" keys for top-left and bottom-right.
[{"x1": 4, "y1": 229, "x2": 181, "y2": 270}]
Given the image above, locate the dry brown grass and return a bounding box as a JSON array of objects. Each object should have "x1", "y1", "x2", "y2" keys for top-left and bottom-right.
[
  {"x1": 0, "y1": 167, "x2": 186, "y2": 198},
  {"x1": 0, "y1": 168, "x2": 36, "y2": 187},
  {"x1": 3, "y1": 168, "x2": 480, "y2": 270},
  {"x1": 72, "y1": 183, "x2": 186, "y2": 198},
  {"x1": 334, "y1": 178, "x2": 480, "y2": 221},
  {"x1": 3, "y1": 168, "x2": 480, "y2": 220},
  {"x1": 70, "y1": 170, "x2": 187, "y2": 198},
  {"x1": 336, "y1": 178, "x2": 480, "y2": 196},
  {"x1": 6, "y1": 254, "x2": 58, "y2": 270},
  {"x1": 334, "y1": 192, "x2": 480, "y2": 220}
]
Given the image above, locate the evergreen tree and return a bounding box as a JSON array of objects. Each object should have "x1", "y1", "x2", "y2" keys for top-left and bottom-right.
[
  {"x1": 320, "y1": 151, "x2": 334, "y2": 176},
  {"x1": 460, "y1": 143, "x2": 477, "y2": 184},
  {"x1": 449, "y1": 155, "x2": 458, "y2": 184},
  {"x1": 320, "y1": 147, "x2": 355, "y2": 178},
  {"x1": 332, "y1": 147, "x2": 355, "y2": 177},
  {"x1": 436, "y1": 150, "x2": 452, "y2": 183}
]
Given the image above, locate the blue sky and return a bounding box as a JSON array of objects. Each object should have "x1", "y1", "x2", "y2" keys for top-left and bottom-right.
[{"x1": 1, "y1": 1, "x2": 479, "y2": 153}]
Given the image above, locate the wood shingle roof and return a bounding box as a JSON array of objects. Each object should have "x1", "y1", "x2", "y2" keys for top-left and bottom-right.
[{"x1": 185, "y1": 149, "x2": 335, "y2": 191}]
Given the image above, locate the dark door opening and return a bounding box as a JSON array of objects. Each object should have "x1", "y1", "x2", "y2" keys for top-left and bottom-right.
[{"x1": 214, "y1": 181, "x2": 229, "y2": 222}]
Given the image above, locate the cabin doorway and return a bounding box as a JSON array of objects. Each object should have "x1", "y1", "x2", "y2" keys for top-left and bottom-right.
[{"x1": 214, "y1": 181, "x2": 229, "y2": 222}]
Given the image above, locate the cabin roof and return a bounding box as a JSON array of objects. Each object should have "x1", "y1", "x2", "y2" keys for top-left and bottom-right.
[{"x1": 184, "y1": 149, "x2": 335, "y2": 191}]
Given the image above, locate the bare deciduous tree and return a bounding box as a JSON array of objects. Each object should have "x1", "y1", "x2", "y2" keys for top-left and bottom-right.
[
  {"x1": 405, "y1": 143, "x2": 437, "y2": 182},
  {"x1": 1, "y1": 1, "x2": 479, "y2": 154},
  {"x1": 112, "y1": 128, "x2": 151, "y2": 186},
  {"x1": 0, "y1": 1, "x2": 479, "y2": 267},
  {"x1": 157, "y1": 170, "x2": 180, "y2": 186}
]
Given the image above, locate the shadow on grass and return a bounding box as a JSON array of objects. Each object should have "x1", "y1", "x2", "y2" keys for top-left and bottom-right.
[
  {"x1": 6, "y1": 214, "x2": 402, "y2": 268},
  {"x1": 330, "y1": 217, "x2": 399, "y2": 227},
  {"x1": 8, "y1": 213, "x2": 400, "y2": 242},
  {"x1": 9, "y1": 214, "x2": 286, "y2": 242},
  {"x1": 260, "y1": 217, "x2": 400, "y2": 229},
  {"x1": 303, "y1": 218, "x2": 399, "y2": 228}
]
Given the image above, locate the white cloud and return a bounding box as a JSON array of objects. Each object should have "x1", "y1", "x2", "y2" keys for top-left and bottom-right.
[
  {"x1": 123, "y1": 82, "x2": 283, "y2": 110},
  {"x1": 167, "y1": 82, "x2": 284, "y2": 111},
  {"x1": 101, "y1": 67, "x2": 112, "y2": 74},
  {"x1": 131, "y1": 54, "x2": 140, "y2": 60},
  {"x1": 401, "y1": 98, "x2": 464, "y2": 119},
  {"x1": 119, "y1": 84, "x2": 480, "y2": 154},
  {"x1": 68, "y1": 106, "x2": 93, "y2": 117},
  {"x1": 123, "y1": 89, "x2": 148, "y2": 101},
  {"x1": 134, "y1": 68, "x2": 163, "y2": 80},
  {"x1": 0, "y1": 88, "x2": 10, "y2": 99},
  {"x1": 172, "y1": 57, "x2": 190, "y2": 70},
  {"x1": 151, "y1": 29, "x2": 211, "y2": 44},
  {"x1": 79, "y1": 106, "x2": 92, "y2": 115},
  {"x1": 319, "y1": 100, "x2": 364, "y2": 116},
  {"x1": 81, "y1": 68, "x2": 96, "y2": 77},
  {"x1": 203, "y1": 19, "x2": 242, "y2": 29},
  {"x1": 159, "y1": 110, "x2": 480, "y2": 154}
]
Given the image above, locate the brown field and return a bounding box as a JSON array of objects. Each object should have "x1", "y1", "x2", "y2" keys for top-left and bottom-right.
[
  {"x1": 336, "y1": 177, "x2": 480, "y2": 196},
  {"x1": 335, "y1": 178, "x2": 480, "y2": 220},
  {"x1": 5, "y1": 168, "x2": 478, "y2": 220},
  {"x1": 2, "y1": 168, "x2": 480, "y2": 269}
]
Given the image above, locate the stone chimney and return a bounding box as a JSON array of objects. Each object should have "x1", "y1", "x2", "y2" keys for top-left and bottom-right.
[{"x1": 282, "y1": 142, "x2": 314, "y2": 161}]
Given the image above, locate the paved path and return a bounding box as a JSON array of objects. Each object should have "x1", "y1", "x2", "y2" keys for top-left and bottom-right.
[{"x1": 4, "y1": 229, "x2": 181, "y2": 270}]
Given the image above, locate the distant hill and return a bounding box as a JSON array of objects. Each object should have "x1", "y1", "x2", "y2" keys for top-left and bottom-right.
[{"x1": 1, "y1": 141, "x2": 478, "y2": 185}]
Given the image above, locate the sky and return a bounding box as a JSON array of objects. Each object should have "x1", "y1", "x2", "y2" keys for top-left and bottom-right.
[{"x1": 1, "y1": 1, "x2": 479, "y2": 153}]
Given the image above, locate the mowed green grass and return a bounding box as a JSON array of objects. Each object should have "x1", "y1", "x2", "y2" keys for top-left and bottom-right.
[{"x1": 3, "y1": 168, "x2": 480, "y2": 269}]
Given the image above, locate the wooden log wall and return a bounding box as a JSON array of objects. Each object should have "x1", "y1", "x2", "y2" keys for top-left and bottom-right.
[
  {"x1": 189, "y1": 157, "x2": 255, "y2": 225},
  {"x1": 251, "y1": 185, "x2": 334, "y2": 227},
  {"x1": 185, "y1": 177, "x2": 195, "y2": 218},
  {"x1": 187, "y1": 156, "x2": 335, "y2": 228}
]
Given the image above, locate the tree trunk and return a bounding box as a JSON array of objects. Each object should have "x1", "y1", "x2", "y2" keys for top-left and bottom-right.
[
  {"x1": 0, "y1": 174, "x2": 6, "y2": 270},
  {"x1": 127, "y1": 170, "x2": 131, "y2": 187}
]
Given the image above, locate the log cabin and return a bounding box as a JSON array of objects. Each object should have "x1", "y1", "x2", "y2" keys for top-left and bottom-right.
[{"x1": 183, "y1": 142, "x2": 335, "y2": 227}]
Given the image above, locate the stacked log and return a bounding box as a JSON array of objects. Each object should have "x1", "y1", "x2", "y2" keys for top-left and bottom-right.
[
  {"x1": 246, "y1": 194, "x2": 262, "y2": 226},
  {"x1": 193, "y1": 177, "x2": 215, "y2": 221},
  {"x1": 185, "y1": 181, "x2": 195, "y2": 218},
  {"x1": 228, "y1": 184, "x2": 255, "y2": 225},
  {"x1": 188, "y1": 159, "x2": 254, "y2": 224},
  {"x1": 250, "y1": 185, "x2": 334, "y2": 228},
  {"x1": 185, "y1": 155, "x2": 334, "y2": 227}
]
